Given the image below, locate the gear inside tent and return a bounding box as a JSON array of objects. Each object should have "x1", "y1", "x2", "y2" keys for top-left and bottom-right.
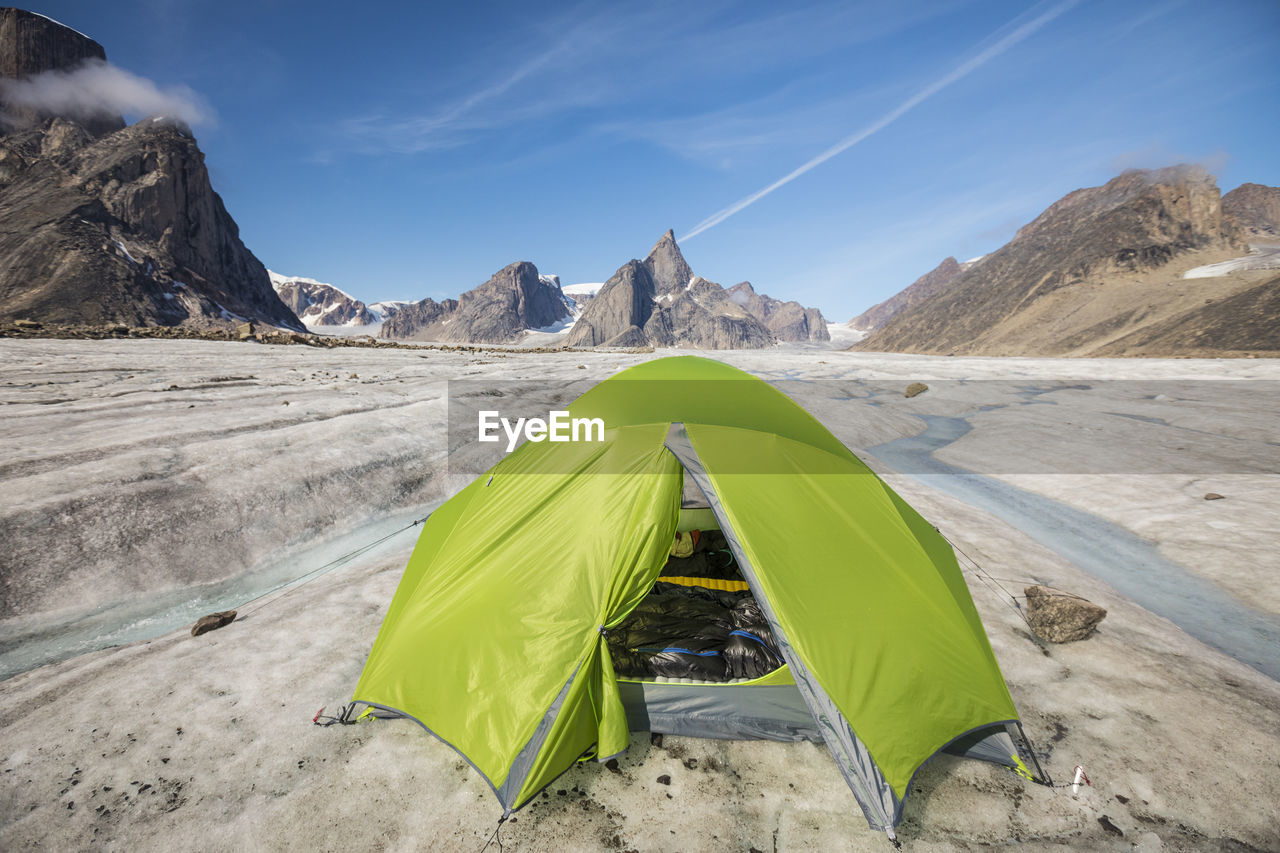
[{"x1": 346, "y1": 356, "x2": 1047, "y2": 840}]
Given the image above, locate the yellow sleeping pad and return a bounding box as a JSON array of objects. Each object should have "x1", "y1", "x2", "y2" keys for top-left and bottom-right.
[{"x1": 659, "y1": 575, "x2": 749, "y2": 592}]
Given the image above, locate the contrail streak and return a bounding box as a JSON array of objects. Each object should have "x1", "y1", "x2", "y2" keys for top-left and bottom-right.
[{"x1": 680, "y1": 0, "x2": 1079, "y2": 241}]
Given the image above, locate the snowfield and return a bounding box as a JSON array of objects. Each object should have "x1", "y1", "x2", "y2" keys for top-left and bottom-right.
[
  {"x1": 0, "y1": 340, "x2": 1278, "y2": 851},
  {"x1": 560, "y1": 282, "x2": 605, "y2": 298},
  {"x1": 823, "y1": 320, "x2": 869, "y2": 348},
  {"x1": 268, "y1": 271, "x2": 403, "y2": 334},
  {"x1": 1181, "y1": 243, "x2": 1280, "y2": 279}
]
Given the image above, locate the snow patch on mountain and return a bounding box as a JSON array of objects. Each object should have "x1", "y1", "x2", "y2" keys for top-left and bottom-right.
[
  {"x1": 268, "y1": 271, "x2": 363, "y2": 303},
  {"x1": 368, "y1": 301, "x2": 408, "y2": 320},
  {"x1": 1182, "y1": 245, "x2": 1280, "y2": 279},
  {"x1": 561, "y1": 282, "x2": 604, "y2": 298},
  {"x1": 269, "y1": 270, "x2": 394, "y2": 334}
]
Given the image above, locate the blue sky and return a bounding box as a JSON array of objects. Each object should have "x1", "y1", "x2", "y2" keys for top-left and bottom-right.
[{"x1": 29, "y1": 0, "x2": 1280, "y2": 319}]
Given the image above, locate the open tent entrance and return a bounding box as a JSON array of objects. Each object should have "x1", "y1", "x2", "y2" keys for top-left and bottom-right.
[
  {"x1": 608, "y1": 468, "x2": 787, "y2": 684},
  {"x1": 611, "y1": 489, "x2": 821, "y2": 741},
  {"x1": 612, "y1": 433, "x2": 1035, "y2": 783}
]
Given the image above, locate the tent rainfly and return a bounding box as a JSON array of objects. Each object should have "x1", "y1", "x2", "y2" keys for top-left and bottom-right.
[{"x1": 346, "y1": 355, "x2": 1047, "y2": 843}]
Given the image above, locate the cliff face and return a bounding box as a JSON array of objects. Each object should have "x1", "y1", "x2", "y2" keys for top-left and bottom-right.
[
  {"x1": 0, "y1": 8, "x2": 123, "y2": 137},
  {"x1": 562, "y1": 261, "x2": 659, "y2": 348},
  {"x1": 0, "y1": 9, "x2": 301, "y2": 330},
  {"x1": 643, "y1": 229, "x2": 695, "y2": 296},
  {"x1": 726, "y1": 281, "x2": 829, "y2": 342},
  {"x1": 447, "y1": 261, "x2": 570, "y2": 341},
  {"x1": 380, "y1": 261, "x2": 569, "y2": 343},
  {"x1": 1223, "y1": 183, "x2": 1280, "y2": 239},
  {"x1": 853, "y1": 165, "x2": 1257, "y2": 356},
  {"x1": 0, "y1": 118, "x2": 302, "y2": 329},
  {"x1": 659, "y1": 277, "x2": 777, "y2": 348},
  {"x1": 379, "y1": 296, "x2": 457, "y2": 339}
]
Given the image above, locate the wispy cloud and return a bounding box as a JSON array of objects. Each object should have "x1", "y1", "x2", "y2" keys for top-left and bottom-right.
[
  {"x1": 0, "y1": 59, "x2": 214, "y2": 127},
  {"x1": 684, "y1": 0, "x2": 972, "y2": 72},
  {"x1": 334, "y1": 11, "x2": 619, "y2": 156},
  {"x1": 680, "y1": 0, "x2": 1080, "y2": 241},
  {"x1": 595, "y1": 77, "x2": 904, "y2": 171},
  {"x1": 329, "y1": 1, "x2": 972, "y2": 160},
  {"x1": 1100, "y1": 0, "x2": 1187, "y2": 45},
  {"x1": 596, "y1": 92, "x2": 815, "y2": 170},
  {"x1": 341, "y1": 63, "x2": 553, "y2": 153}
]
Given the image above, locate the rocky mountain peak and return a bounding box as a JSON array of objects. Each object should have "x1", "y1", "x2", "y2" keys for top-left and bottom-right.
[
  {"x1": 643, "y1": 228, "x2": 694, "y2": 296},
  {"x1": 1222, "y1": 182, "x2": 1280, "y2": 238},
  {"x1": 270, "y1": 273, "x2": 382, "y2": 328},
  {"x1": 0, "y1": 12, "x2": 302, "y2": 331},
  {"x1": 851, "y1": 165, "x2": 1267, "y2": 357},
  {"x1": 727, "y1": 280, "x2": 829, "y2": 342},
  {"x1": 0, "y1": 8, "x2": 124, "y2": 137},
  {"x1": 1013, "y1": 164, "x2": 1234, "y2": 254},
  {"x1": 563, "y1": 230, "x2": 827, "y2": 349},
  {"x1": 463, "y1": 260, "x2": 569, "y2": 331},
  {"x1": 379, "y1": 260, "x2": 570, "y2": 343},
  {"x1": 850, "y1": 256, "x2": 962, "y2": 332}
]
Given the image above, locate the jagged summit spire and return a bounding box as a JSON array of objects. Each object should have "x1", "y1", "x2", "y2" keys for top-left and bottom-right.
[
  {"x1": 643, "y1": 228, "x2": 693, "y2": 296},
  {"x1": 645, "y1": 229, "x2": 679, "y2": 258}
]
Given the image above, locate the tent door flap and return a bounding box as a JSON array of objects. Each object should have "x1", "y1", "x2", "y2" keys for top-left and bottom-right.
[{"x1": 662, "y1": 423, "x2": 903, "y2": 831}]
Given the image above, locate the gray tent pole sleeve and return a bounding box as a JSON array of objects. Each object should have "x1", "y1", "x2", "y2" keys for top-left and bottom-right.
[
  {"x1": 1014, "y1": 721, "x2": 1053, "y2": 785},
  {"x1": 496, "y1": 664, "x2": 581, "y2": 811},
  {"x1": 664, "y1": 424, "x2": 902, "y2": 831}
]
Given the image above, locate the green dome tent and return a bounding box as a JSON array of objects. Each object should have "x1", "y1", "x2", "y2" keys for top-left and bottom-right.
[{"x1": 349, "y1": 355, "x2": 1045, "y2": 841}]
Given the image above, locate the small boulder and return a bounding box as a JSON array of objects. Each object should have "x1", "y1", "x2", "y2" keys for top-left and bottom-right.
[
  {"x1": 1097, "y1": 815, "x2": 1124, "y2": 837},
  {"x1": 1204, "y1": 493, "x2": 1225, "y2": 501},
  {"x1": 237, "y1": 322, "x2": 255, "y2": 340},
  {"x1": 191, "y1": 610, "x2": 237, "y2": 637},
  {"x1": 904, "y1": 382, "x2": 928, "y2": 398},
  {"x1": 1024, "y1": 585, "x2": 1106, "y2": 643},
  {"x1": 13, "y1": 319, "x2": 42, "y2": 329}
]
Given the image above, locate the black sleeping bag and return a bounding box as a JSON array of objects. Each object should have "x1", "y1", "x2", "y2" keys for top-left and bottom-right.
[
  {"x1": 723, "y1": 630, "x2": 784, "y2": 679},
  {"x1": 640, "y1": 636, "x2": 732, "y2": 681},
  {"x1": 725, "y1": 594, "x2": 784, "y2": 679},
  {"x1": 608, "y1": 573, "x2": 785, "y2": 682},
  {"x1": 608, "y1": 590, "x2": 734, "y2": 650}
]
